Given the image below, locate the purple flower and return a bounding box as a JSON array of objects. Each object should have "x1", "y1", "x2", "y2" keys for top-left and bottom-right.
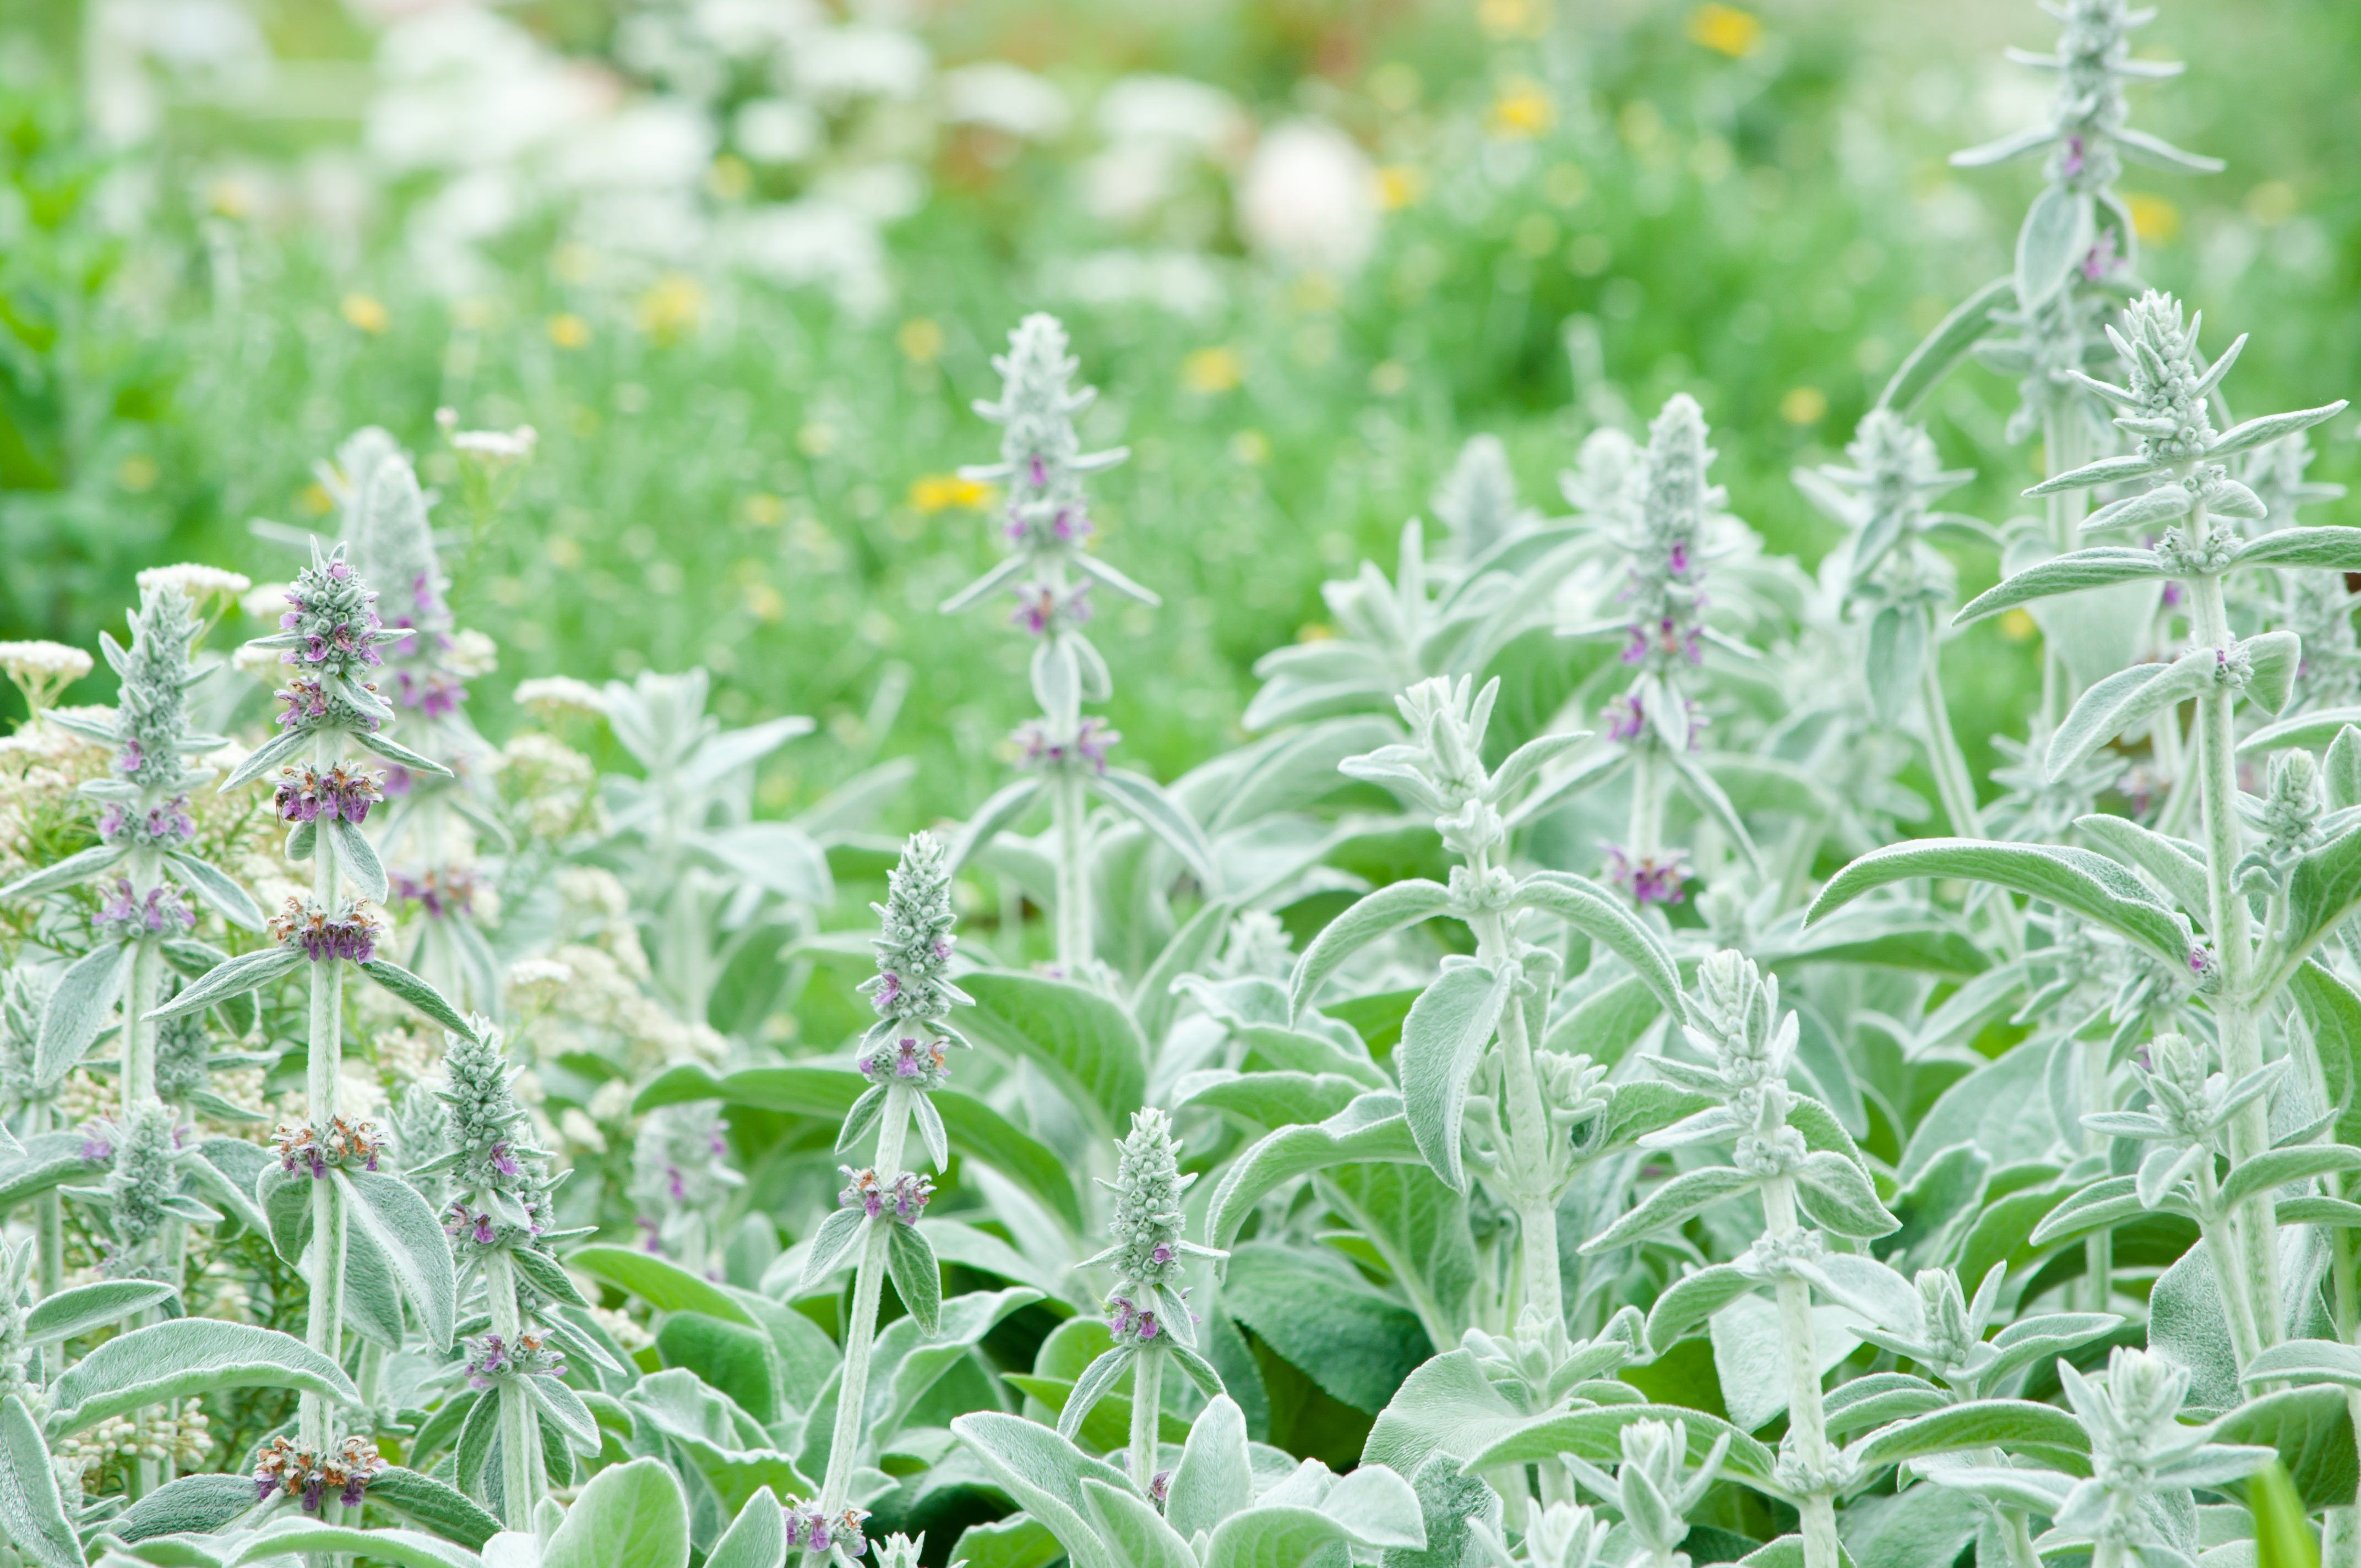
[{"x1": 1604, "y1": 694, "x2": 1646, "y2": 742}]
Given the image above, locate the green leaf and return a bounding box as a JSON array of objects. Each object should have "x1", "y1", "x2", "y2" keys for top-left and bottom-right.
[
  {"x1": 569, "y1": 1245, "x2": 760, "y2": 1327},
  {"x1": 228, "y1": 1525, "x2": 480, "y2": 1568},
  {"x1": 0, "y1": 841, "x2": 126, "y2": 900},
  {"x1": 1793, "y1": 1151, "x2": 1902, "y2": 1239},
  {"x1": 1178, "y1": 1070, "x2": 1368, "y2": 1129},
  {"x1": 951, "y1": 1411, "x2": 1131, "y2": 1568},
  {"x1": 324, "y1": 816, "x2": 391, "y2": 904},
  {"x1": 1580, "y1": 1166, "x2": 1762, "y2": 1254},
  {"x1": 1880, "y1": 275, "x2": 2014, "y2": 415},
  {"x1": 1094, "y1": 767, "x2": 1222, "y2": 889},
  {"x1": 540, "y1": 1457, "x2": 690, "y2": 1568},
  {"x1": 2072, "y1": 814, "x2": 2210, "y2": 919},
  {"x1": 1223, "y1": 1243, "x2": 1433, "y2": 1414},
  {"x1": 1514, "y1": 870, "x2": 1685, "y2": 1015},
  {"x1": 2218, "y1": 1388, "x2": 2358, "y2": 1515},
  {"x1": 1463, "y1": 1403, "x2": 1778, "y2": 1488},
  {"x1": 949, "y1": 777, "x2": 1047, "y2": 873},
  {"x1": 0, "y1": 1395, "x2": 81, "y2": 1568},
  {"x1": 2288, "y1": 962, "x2": 2361, "y2": 1149},
  {"x1": 35, "y1": 940, "x2": 129, "y2": 1088},
  {"x1": 657, "y1": 1312, "x2": 784, "y2": 1424},
  {"x1": 1846, "y1": 1400, "x2": 2089, "y2": 1472},
  {"x1": 1201, "y1": 1505, "x2": 1361, "y2": 1568},
  {"x1": 144, "y1": 944, "x2": 300, "y2": 1027},
  {"x1": 1168, "y1": 1395, "x2": 1255, "y2": 1540},
  {"x1": 338, "y1": 1167, "x2": 457, "y2": 1351},
  {"x1": 2015, "y1": 183, "x2": 2091, "y2": 311},
  {"x1": 1289, "y1": 880, "x2": 1457, "y2": 1017},
  {"x1": 704, "y1": 1488, "x2": 787, "y2": 1568},
  {"x1": 160, "y1": 852, "x2": 264, "y2": 931},
  {"x1": 2027, "y1": 1176, "x2": 2149, "y2": 1248},
  {"x1": 1360, "y1": 1349, "x2": 1532, "y2": 1479},
  {"x1": 114, "y1": 1472, "x2": 255, "y2": 1544},
  {"x1": 354, "y1": 728, "x2": 455, "y2": 778},
  {"x1": 47, "y1": 1318, "x2": 359, "y2": 1435},
  {"x1": 2249, "y1": 1458, "x2": 2327, "y2": 1567},
  {"x1": 363, "y1": 1467, "x2": 502, "y2": 1550},
  {"x1": 1209, "y1": 1095, "x2": 1423, "y2": 1249},
  {"x1": 887, "y1": 1219, "x2": 943, "y2": 1336},
  {"x1": 1952, "y1": 547, "x2": 2169, "y2": 625},
  {"x1": 1081, "y1": 1478, "x2": 1199, "y2": 1568},
  {"x1": 2221, "y1": 1146, "x2": 2361, "y2": 1211},
  {"x1": 1133, "y1": 897, "x2": 1239, "y2": 1044},
  {"x1": 2210, "y1": 406, "x2": 2351, "y2": 463},
  {"x1": 1646, "y1": 1265, "x2": 1756, "y2": 1353},
  {"x1": 1396, "y1": 963, "x2": 1509, "y2": 1193},
  {"x1": 949, "y1": 1515, "x2": 1063, "y2": 1568},
  {"x1": 1806, "y1": 839, "x2": 2190, "y2": 967},
  {"x1": 357, "y1": 959, "x2": 475, "y2": 1039},
  {"x1": 960, "y1": 970, "x2": 1148, "y2": 1135},
  {"x1": 22, "y1": 1278, "x2": 177, "y2": 1345},
  {"x1": 2047, "y1": 650, "x2": 2213, "y2": 778}
]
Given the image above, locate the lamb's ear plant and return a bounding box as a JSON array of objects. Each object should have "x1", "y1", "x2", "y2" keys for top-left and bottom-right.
[
  {"x1": 155, "y1": 541, "x2": 472, "y2": 1505},
  {"x1": 795, "y1": 830, "x2": 967, "y2": 1561},
  {"x1": 944, "y1": 313, "x2": 1216, "y2": 975}
]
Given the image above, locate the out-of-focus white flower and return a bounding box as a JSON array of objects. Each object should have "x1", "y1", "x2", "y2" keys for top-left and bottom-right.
[
  {"x1": 367, "y1": 8, "x2": 605, "y2": 174},
  {"x1": 86, "y1": 0, "x2": 271, "y2": 146},
  {"x1": 0, "y1": 641, "x2": 94, "y2": 714},
  {"x1": 723, "y1": 201, "x2": 888, "y2": 314},
  {"x1": 1048, "y1": 249, "x2": 1228, "y2": 322},
  {"x1": 435, "y1": 408, "x2": 539, "y2": 467},
  {"x1": 690, "y1": 0, "x2": 825, "y2": 56},
  {"x1": 942, "y1": 62, "x2": 1069, "y2": 140},
  {"x1": 552, "y1": 99, "x2": 716, "y2": 193},
  {"x1": 813, "y1": 162, "x2": 927, "y2": 223},
  {"x1": 791, "y1": 25, "x2": 931, "y2": 105},
  {"x1": 1081, "y1": 140, "x2": 1184, "y2": 226},
  {"x1": 1238, "y1": 120, "x2": 1379, "y2": 274},
  {"x1": 135, "y1": 564, "x2": 252, "y2": 603},
  {"x1": 514, "y1": 677, "x2": 607, "y2": 718},
  {"x1": 733, "y1": 97, "x2": 822, "y2": 164},
  {"x1": 1096, "y1": 75, "x2": 1243, "y2": 152},
  {"x1": 240, "y1": 582, "x2": 292, "y2": 623},
  {"x1": 447, "y1": 630, "x2": 499, "y2": 679},
  {"x1": 571, "y1": 188, "x2": 711, "y2": 264}
]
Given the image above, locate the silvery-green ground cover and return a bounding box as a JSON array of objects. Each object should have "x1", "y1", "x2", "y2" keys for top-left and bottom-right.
[{"x1": 3, "y1": 2, "x2": 2361, "y2": 1566}]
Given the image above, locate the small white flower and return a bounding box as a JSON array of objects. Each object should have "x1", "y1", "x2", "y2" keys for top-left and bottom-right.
[
  {"x1": 135, "y1": 563, "x2": 253, "y2": 603},
  {"x1": 941, "y1": 62, "x2": 1069, "y2": 140},
  {"x1": 513, "y1": 676, "x2": 607, "y2": 718},
  {"x1": 1237, "y1": 120, "x2": 1378, "y2": 274}
]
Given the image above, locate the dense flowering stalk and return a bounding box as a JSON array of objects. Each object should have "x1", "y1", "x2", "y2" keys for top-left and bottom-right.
[
  {"x1": 947, "y1": 314, "x2": 1150, "y2": 972},
  {"x1": 803, "y1": 833, "x2": 968, "y2": 1549}
]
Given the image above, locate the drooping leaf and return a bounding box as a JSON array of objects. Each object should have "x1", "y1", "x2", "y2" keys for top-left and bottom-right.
[
  {"x1": 540, "y1": 1458, "x2": 690, "y2": 1568},
  {"x1": 1396, "y1": 963, "x2": 1510, "y2": 1193},
  {"x1": 48, "y1": 1319, "x2": 360, "y2": 1435},
  {"x1": 0, "y1": 1395, "x2": 81, "y2": 1568},
  {"x1": 339, "y1": 1167, "x2": 458, "y2": 1351}
]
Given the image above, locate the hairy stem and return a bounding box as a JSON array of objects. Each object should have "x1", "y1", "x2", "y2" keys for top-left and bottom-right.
[
  {"x1": 485, "y1": 1250, "x2": 543, "y2": 1527},
  {"x1": 1629, "y1": 741, "x2": 1664, "y2": 864},
  {"x1": 1053, "y1": 767, "x2": 1092, "y2": 972},
  {"x1": 1128, "y1": 1344, "x2": 1165, "y2": 1500},
  {"x1": 2079, "y1": 1038, "x2": 2112, "y2": 1314},
  {"x1": 1761, "y1": 1175, "x2": 1837, "y2": 1568},
  {"x1": 818, "y1": 1084, "x2": 912, "y2": 1517},
  {"x1": 2188, "y1": 557, "x2": 2282, "y2": 1355},
  {"x1": 1472, "y1": 886, "x2": 1561, "y2": 1327},
  {"x1": 1918, "y1": 643, "x2": 1983, "y2": 840},
  {"x1": 301, "y1": 732, "x2": 346, "y2": 1455}
]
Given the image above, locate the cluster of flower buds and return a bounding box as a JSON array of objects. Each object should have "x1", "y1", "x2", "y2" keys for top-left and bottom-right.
[
  {"x1": 97, "y1": 796, "x2": 195, "y2": 847},
  {"x1": 1013, "y1": 715, "x2": 1117, "y2": 775},
  {"x1": 269, "y1": 896, "x2": 381, "y2": 962},
  {"x1": 1602, "y1": 845, "x2": 1691, "y2": 908},
  {"x1": 92, "y1": 879, "x2": 196, "y2": 939},
  {"x1": 463, "y1": 1330, "x2": 565, "y2": 1389},
  {"x1": 861, "y1": 830, "x2": 966, "y2": 1039},
  {"x1": 859, "y1": 1035, "x2": 950, "y2": 1090},
  {"x1": 782, "y1": 1499, "x2": 869, "y2": 1557},
  {"x1": 1010, "y1": 581, "x2": 1092, "y2": 638},
  {"x1": 839, "y1": 1167, "x2": 932, "y2": 1224},
  {"x1": 273, "y1": 763, "x2": 385, "y2": 825},
  {"x1": 252, "y1": 1435, "x2": 383, "y2": 1512},
  {"x1": 390, "y1": 867, "x2": 477, "y2": 920},
  {"x1": 1615, "y1": 395, "x2": 1718, "y2": 678},
  {"x1": 276, "y1": 551, "x2": 384, "y2": 678},
  {"x1": 271, "y1": 1115, "x2": 388, "y2": 1178},
  {"x1": 271, "y1": 675, "x2": 383, "y2": 734}
]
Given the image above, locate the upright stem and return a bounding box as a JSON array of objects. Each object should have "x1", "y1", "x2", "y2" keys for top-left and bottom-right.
[
  {"x1": 1628, "y1": 741, "x2": 1664, "y2": 863},
  {"x1": 2195, "y1": 1168, "x2": 2265, "y2": 1370},
  {"x1": 1053, "y1": 769, "x2": 1092, "y2": 972},
  {"x1": 301, "y1": 733, "x2": 346, "y2": 1453},
  {"x1": 2039, "y1": 406, "x2": 2093, "y2": 730},
  {"x1": 1761, "y1": 1175, "x2": 1837, "y2": 1568},
  {"x1": 2187, "y1": 555, "x2": 2283, "y2": 1354},
  {"x1": 2079, "y1": 1036, "x2": 2113, "y2": 1314},
  {"x1": 818, "y1": 1084, "x2": 911, "y2": 1519},
  {"x1": 1128, "y1": 1344, "x2": 1165, "y2": 1498},
  {"x1": 485, "y1": 1250, "x2": 542, "y2": 1527},
  {"x1": 1918, "y1": 646, "x2": 1983, "y2": 840},
  {"x1": 1472, "y1": 878, "x2": 1561, "y2": 1328},
  {"x1": 121, "y1": 932, "x2": 160, "y2": 1108},
  {"x1": 27, "y1": 1101, "x2": 59, "y2": 1378}
]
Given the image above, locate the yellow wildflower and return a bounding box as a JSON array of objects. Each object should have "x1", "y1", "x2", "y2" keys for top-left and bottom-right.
[
  {"x1": 1688, "y1": 3, "x2": 1765, "y2": 58},
  {"x1": 340, "y1": 294, "x2": 389, "y2": 334},
  {"x1": 1182, "y1": 347, "x2": 1245, "y2": 394},
  {"x1": 909, "y1": 475, "x2": 995, "y2": 513}
]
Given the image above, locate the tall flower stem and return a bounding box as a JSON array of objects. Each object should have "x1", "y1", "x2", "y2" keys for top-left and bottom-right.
[
  {"x1": 1471, "y1": 876, "x2": 1560, "y2": 1328},
  {"x1": 301, "y1": 729, "x2": 347, "y2": 1455},
  {"x1": 1760, "y1": 1174, "x2": 1838, "y2": 1568},
  {"x1": 1053, "y1": 768, "x2": 1091, "y2": 972},
  {"x1": 2079, "y1": 1034, "x2": 2113, "y2": 1314},
  {"x1": 2039, "y1": 405, "x2": 2093, "y2": 729},
  {"x1": 2186, "y1": 535, "x2": 2281, "y2": 1358},
  {"x1": 818, "y1": 1084, "x2": 911, "y2": 1519},
  {"x1": 1127, "y1": 1343, "x2": 1165, "y2": 1501},
  {"x1": 484, "y1": 1250, "x2": 541, "y2": 1527},
  {"x1": 1627, "y1": 743, "x2": 1664, "y2": 867},
  {"x1": 1918, "y1": 651, "x2": 1983, "y2": 841}
]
